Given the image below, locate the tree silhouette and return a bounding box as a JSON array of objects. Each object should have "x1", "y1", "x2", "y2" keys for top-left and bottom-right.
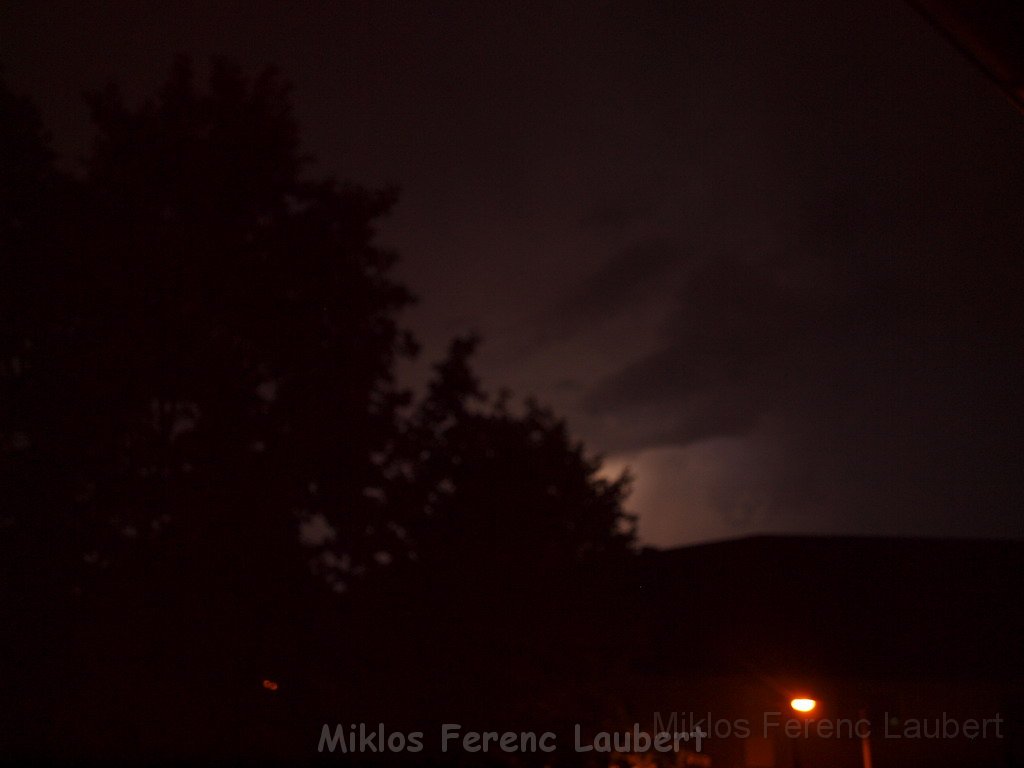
[
  {"x1": 336, "y1": 336, "x2": 636, "y2": 737},
  {"x1": 5, "y1": 59, "x2": 418, "y2": 599},
  {"x1": 2, "y1": 60, "x2": 419, "y2": 757},
  {"x1": 1, "y1": 59, "x2": 636, "y2": 762},
  {"x1": 401, "y1": 335, "x2": 634, "y2": 579}
]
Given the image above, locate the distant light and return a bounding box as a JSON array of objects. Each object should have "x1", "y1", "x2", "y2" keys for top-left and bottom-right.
[
  {"x1": 791, "y1": 698, "x2": 816, "y2": 713},
  {"x1": 263, "y1": 679, "x2": 279, "y2": 691}
]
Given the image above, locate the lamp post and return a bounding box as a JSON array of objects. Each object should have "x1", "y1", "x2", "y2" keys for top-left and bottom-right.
[
  {"x1": 857, "y1": 708, "x2": 873, "y2": 768},
  {"x1": 788, "y1": 696, "x2": 816, "y2": 768},
  {"x1": 786, "y1": 696, "x2": 872, "y2": 768}
]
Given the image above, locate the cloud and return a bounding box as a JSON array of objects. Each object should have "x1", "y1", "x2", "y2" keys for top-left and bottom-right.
[
  {"x1": 561, "y1": 238, "x2": 683, "y2": 321},
  {"x1": 581, "y1": 118, "x2": 1024, "y2": 540},
  {"x1": 511, "y1": 237, "x2": 686, "y2": 358},
  {"x1": 586, "y1": 225, "x2": 1024, "y2": 538},
  {"x1": 580, "y1": 198, "x2": 659, "y2": 230}
]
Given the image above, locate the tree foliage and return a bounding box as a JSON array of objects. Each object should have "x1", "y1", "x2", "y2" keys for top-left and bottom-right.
[
  {"x1": 5, "y1": 59, "x2": 417, "y2": 597},
  {"x1": 400, "y1": 335, "x2": 634, "y2": 579},
  {"x1": 1, "y1": 59, "x2": 635, "y2": 760}
]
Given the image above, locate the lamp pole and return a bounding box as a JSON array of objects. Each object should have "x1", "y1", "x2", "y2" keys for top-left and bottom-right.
[
  {"x1": 788, "y1": 698, "x2": 816, "y2": 768},
  {"x1": 787, "y1": 696, "x2": 872, "y2": 768},
  {"x1": 859, "y1": 708, "x2": 873, "y2": 768}
]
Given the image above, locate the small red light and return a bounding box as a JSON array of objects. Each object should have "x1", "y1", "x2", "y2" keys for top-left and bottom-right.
[{"x1": 262, "y1": 679, "x2": 279, "y2": 691}]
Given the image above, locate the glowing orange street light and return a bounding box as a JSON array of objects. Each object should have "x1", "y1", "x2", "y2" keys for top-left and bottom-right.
[
  {"x1": 790, "y1": 697, "x2": 817, "y2": 714},
  {"x1": 787, "y1": 695, "x2": 872, "y2": 768}
]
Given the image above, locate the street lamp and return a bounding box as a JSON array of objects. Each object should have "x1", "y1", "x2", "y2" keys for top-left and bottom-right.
[
  {"x1": 787, "y1": 695, "x2": 872, "y2": 768},
  {"x1": 787, "y1": 697, "x2": 816, "y2": 768}
]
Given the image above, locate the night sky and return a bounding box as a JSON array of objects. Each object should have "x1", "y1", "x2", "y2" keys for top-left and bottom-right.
[{"x1": 5, "y1": 0, "x2": 1023, "y2": 546}]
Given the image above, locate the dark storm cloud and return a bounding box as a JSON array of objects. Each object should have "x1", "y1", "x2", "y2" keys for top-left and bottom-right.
[
  {"x1": 560, "y1": 238, "x2": 682, "y2": 321},
  {"x1": 580, "y1": 199, "x2": 659, "y2": 229},
  {"x1": 521, "y1": 0, "x2": 1024, "y2": 541},
  {"x1": 511, "y1": 237, "x2": 686, "y2": 357},
  {"x1": 582, "y1": 257, "x2": 818, "y2": 443},
  {"x1": 582, "y1": 245, "x2": 915, "y2": 446},
  {"x1": 582, "y1": 113, "x2": 1024, "y2": 533}
]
